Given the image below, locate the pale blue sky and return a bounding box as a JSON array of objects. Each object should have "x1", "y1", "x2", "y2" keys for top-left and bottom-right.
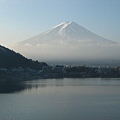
[{"x1": 0, "y1": 0, "x2": 120, "y2": 46}]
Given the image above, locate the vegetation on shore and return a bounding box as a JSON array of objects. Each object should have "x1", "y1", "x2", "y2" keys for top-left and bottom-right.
[{"x1": 0, "y1": 45, "x2": 120, "y2": 82}]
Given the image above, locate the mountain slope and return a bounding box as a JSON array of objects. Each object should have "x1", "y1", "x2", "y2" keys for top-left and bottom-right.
[
  {"x1": 20, "y1": 21, "x2": 116, "y2": 45},
  {"x1": 15, "y1": 21, "x2": 120, "y2": 66},
  {"x1": 0, "y1": 45, "x2": 47, "y2": 69}
]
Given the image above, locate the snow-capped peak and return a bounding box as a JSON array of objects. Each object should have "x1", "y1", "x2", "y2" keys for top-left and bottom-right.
[
  {"x1": 20, "y1": 21, "x2": 116, "y2": 45},
  {"x1": 53, "y1": 21, "x2": 74, "y2": 29}
]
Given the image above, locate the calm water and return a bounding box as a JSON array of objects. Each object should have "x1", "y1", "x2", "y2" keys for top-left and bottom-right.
[{"x1": 0, "y1": 78, "x2": 120, "y2": 120}]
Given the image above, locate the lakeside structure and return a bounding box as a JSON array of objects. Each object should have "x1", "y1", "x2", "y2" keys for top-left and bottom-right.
[
  {"x1": 1, "y1": 43, "x2": 120, "y2": 82},
  {"x1": 1, "y1": 65, "x2": 120, "y2": 82}
]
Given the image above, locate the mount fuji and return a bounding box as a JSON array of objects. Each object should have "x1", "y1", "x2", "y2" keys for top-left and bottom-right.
[
  {"x1": 14, "y1": 21, "x2": 120, "y2": 66},
  {"x1": 20, "y1": 21, "x2": 116, "y2": 45}
]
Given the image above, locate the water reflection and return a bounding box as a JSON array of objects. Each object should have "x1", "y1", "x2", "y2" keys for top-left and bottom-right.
[
  {"x1": 0, "y1": 82, "x2": 30, "y2": 93},
  {"x1": 0, "y1": 79, "x2": 66, "y2": 93},
  {"x1": 1, "y1": 78, "x2": 120, "y2": 93}
]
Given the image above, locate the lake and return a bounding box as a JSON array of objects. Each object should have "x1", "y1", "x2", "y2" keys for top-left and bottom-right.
[{"x1": 0, "y1": 78, "x2": 120, "y2": 120}]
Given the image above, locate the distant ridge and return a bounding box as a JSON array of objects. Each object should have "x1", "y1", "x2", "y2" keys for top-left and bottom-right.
[
  {"x1": 20, "y1": 21, "x2": 116, "y2": 45},
  {"x1": 14, "y1": 21, "x2": 120, "y2": 66},
  {"x1": 0, "y1": 45, "x2": 47, "y2": 69}
]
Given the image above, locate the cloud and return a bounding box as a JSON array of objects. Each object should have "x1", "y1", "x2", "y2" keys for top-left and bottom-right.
[{"x1": 10, "y1": 42, "x2": 120, "y2": 65}]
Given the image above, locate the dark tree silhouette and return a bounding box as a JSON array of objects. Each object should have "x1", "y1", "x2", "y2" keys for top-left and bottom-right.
[{"x1": 0, "y1": 45, "x2": 48, "y2": 70}]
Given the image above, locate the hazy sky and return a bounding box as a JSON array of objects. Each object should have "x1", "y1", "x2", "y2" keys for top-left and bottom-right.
[{"x1": 0, "y1": 0, "x2": 120, "y2": 46}]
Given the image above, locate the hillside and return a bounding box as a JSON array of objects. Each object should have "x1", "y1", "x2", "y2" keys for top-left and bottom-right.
[
  {"x1": 0, "y1": 45, "x2": 47, "y2": 70},
  {"x1": 20, "y1": 21, "x2": 116, "y2": 45},
  {"x1": 13, "y1": 21, "x2": 120, "y2": 66}
]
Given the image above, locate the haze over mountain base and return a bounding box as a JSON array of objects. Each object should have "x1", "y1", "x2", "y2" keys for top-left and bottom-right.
[
  {"x1": 12, "y1": 21, "x2": 120, "y2": 66},
  {"x1": 12, "y1": 43, "x2": 120, "y2": 66}
]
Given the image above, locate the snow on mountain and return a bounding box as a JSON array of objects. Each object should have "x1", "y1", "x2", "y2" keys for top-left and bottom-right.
[
  {"x1": 20, "y1": 21, "x2": 116, "y2": 45},
  {"x1": 14, "y1": 21, "x2": 120, "y2": 65}
]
